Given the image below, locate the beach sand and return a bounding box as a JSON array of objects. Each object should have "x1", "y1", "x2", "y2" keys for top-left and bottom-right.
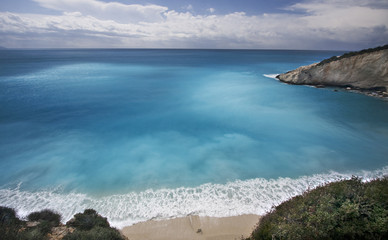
[{"x1": 121, "y1": 214, "x2": 260, "y2": 240}]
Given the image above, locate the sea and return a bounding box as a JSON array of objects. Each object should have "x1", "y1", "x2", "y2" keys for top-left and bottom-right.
[{"x1": 1, "y1": 49, "x2": 388, "y2": 228}]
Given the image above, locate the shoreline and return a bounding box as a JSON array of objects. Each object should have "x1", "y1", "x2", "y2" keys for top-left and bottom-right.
[
  {"x1": 278, "y1": 77, "x2": 388, "y2": 99},
  {"x1": 266, "y1": 73, "x2": 388, "y2": 99},
  {"x1": 120, "y1": 214, "x2": 260, "y2": 240},
  {"x1": 2, "y1": 166, "x2": 387, "y2": 230}
]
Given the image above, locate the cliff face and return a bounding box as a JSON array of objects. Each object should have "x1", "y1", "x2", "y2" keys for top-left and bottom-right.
[{"x1": 277, "y1": 48, "x2": 388, "y2": 91}]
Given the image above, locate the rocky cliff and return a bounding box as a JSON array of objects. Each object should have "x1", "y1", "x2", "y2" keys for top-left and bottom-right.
[{"x1": 277, "y1": 46, "x2": 388, "y2": 95}]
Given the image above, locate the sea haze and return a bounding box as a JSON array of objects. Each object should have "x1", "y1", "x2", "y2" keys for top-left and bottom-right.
[{"x1": 1, "y1": 49, "x2": 388, "y2": 226}]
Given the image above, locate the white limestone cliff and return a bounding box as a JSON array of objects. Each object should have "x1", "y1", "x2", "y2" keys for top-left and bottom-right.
[{"x1": 277, "y1": 48, "x2": 388, "y2": 94}]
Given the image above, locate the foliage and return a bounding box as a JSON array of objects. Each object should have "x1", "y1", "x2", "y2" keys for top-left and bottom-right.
[
  {"x1": 65, "y1": 209, "x2": 126, "y2": 240},
  {"x1": 0, "y1": 207, "x2": 126, "y2": 240},
  {"x1": 17, "y1": 227, "x2": 49, "y2": 240},
  {"x1": 22, "y1": 209, "x2": 62, "y2": 238},
  {"x1": 27, "y1": 209, "x2": 61, "y2": 226},
  {"x1": 0, "y1": 206, "x2": 23, "y2": 240},
  {"x1": 317, "y1": 44, "x2": 388, "y2": 66},
  {"x1": 247, "y1": 177, "x2": 388, "y2": 240},
  {"x1": 1, "y1": 206, "x2": 21, "y2": 226},
  {"x1": 63, "y1": 226, "x2": 125, "y2": 240},
  {"x1": 66, "y1": 209, "x2": 110, "y2": 230}
]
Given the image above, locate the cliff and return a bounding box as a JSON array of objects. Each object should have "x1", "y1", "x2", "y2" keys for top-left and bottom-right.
[{"x1": 277, "y1": 45, "x2": 388, "y2": 96}]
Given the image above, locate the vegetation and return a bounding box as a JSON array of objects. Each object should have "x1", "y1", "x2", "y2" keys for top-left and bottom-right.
[
  {"x1": 62, "y1": 226, "x2": 125, "y2": 240},
  {"x1": 66, "y1": 209, "x2": 110, "y2": 230},
  {"x1": 0, "y1": 206, "x2": 23, "y2": 240},
  {"x1": 246, "y1": 177, "x2": 388, "y2": 240},
  {"x1": 0, "y1": 208, "x2": 59, "y2": 240},
  {"x1": 63, "y1": 209, "x2": 125, "y2": 240},
  {"x1": 27, "y1": 209, "x2": 61, "y2": 226},
  {"x1": 317, "y1": 44, "x2": 388, "y2": 66},
  {"x1": 0, "y1": 207, "x2": 126, "y2": 240},
  {"x1": 27, "y1": 209, "x2": 61, "y2": 234}
]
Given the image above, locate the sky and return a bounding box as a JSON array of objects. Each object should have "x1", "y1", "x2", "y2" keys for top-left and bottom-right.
[{"x1": 0, "y1": 0, "x2": 387, "y2": 50}]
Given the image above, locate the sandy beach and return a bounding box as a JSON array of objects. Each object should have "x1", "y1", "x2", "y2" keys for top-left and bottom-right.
[{"x1": 121, "y1": 214, "x2": 260, "y2": 240}]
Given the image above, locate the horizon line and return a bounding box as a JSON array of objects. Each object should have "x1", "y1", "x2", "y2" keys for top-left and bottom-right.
[{"x1": 0, "y1": 47, "x2": 352, "y2": 52}]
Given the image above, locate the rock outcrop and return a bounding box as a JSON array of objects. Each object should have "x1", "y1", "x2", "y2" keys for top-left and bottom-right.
[{"x1": 277, "y1": 46, "x2": 388, "y2": 96}]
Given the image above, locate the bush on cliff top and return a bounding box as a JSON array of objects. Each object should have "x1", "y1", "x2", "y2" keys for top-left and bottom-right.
[
  {"x1": 246, "y1": 177, "x2": 388, "y2": 240},
  {"x1": 66, "y1": 209, "x2": 110, "y2": 230},
  {"x1": 63, "y1": 226, "x2": 125, "y2": 240},
  {"x1": 64, "y1": 209, "x2": 125, "y2": 240},
  {"x1": 317, "y1": 44, "x2": 388, "y2": 66},
  {"x1": 0, "y1": 207, "x2": 126, "y2": 240},
  {"x1": 0, "y1": 206, "x2": 23, "y2": 240},
  {"x1": 27, "y1": 209, "x2": 61, "y2": 226},
  {"x1": 0, "y1": 208, "x2": 63, "y2": 240}
]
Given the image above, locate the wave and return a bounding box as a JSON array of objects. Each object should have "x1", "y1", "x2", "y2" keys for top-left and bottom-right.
[
  {"x1": 263, "y1": 74, "x2": 279, "y2": 79},
  {"x1": 1, "y1": 167, "x2": 387, "y2": 229}
]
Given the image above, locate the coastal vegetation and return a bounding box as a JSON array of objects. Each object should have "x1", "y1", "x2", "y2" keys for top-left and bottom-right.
[
  {"x1": 63, "y1": 209, "x2": 124, "y2": 240},
  {"x1": 317, "y1": 44, "x2": 388, "y2": 66},
  {"x1": 0, "y1": 207, "x2": 126, "y2": 240},
  {"x1": 246, "y1": 177, "x2": 388, "y2": 240}
]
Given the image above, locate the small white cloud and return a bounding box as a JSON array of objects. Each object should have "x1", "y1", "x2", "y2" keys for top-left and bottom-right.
[
  {"x1": 208, "y1": 8, "x2": 215, "y2": 14},
  {"x1": 63, "y1": 12, "x2": 82, "y2": 17},
  {"x1": 33, "y1": 0, "x2": 168, "y2": 23},
  {"x1": 184, "y1": 4, "x2": 193, "y2": 11}
]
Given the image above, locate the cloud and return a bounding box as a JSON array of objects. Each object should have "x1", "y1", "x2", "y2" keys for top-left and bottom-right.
[
  {"x1": 208, "y1": 8, "x2": 215, "y2": 14},
  {"x1": 0, "y1": 0, "x2": 387, "y2": 49},
  {"x1": 33, "y1": 0, "x2": 168, "y2": 23},
  {"x1": 288, "y1": 0, "x2": 388, "y2": 29},
  {"x1": 284, "y1": 0, "x2": 388, "y2": 47},
  {"x1": 183, "y1": 4, "x2": 193, "y2": 11}
]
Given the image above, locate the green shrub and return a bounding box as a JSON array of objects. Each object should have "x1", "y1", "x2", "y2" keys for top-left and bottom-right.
[
  {"x1": 65, "y1": 209, "x2": 126, "y2": 240},
  {"x1": 27, "y1": 209, "x2": 61, "y2": 226},
  {"x1": 66, "y1": 209, "x2": 110, "y2": 231},
  {"x1": 63, "y1": 226, "x2": 125, "y2": 240},
  {"x1": 317, "y1": 44, "x2": 388, "y2": 66},
  {"x1": 247, "y1": 177, "x2": 388, "y2": 240},
  {"x1": 0, "y1": 207, "x2": 126, "y2": 240},
  {"x1": 0, "y1": 206, "x2": 20, "y2": 226},
  {"x1": 0, "y1": 206, "x2": 23, "y2": 240},
  {"x1": 37, "y1": 220, "x2": 56, "y2": 235},
  {"x1": 17, "y1": 227, "x2": 48, "y2": 240}
]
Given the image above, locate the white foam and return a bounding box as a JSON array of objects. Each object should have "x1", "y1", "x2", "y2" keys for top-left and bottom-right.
[
  {"x1": 1, "y1": 166, "x2": 387, "y2": 229},
  {"x1": 263, "y1": 74, "x2": 279, "y2": 79}
]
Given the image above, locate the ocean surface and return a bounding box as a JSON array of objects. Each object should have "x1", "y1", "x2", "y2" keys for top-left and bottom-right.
[{"x1": 1, "y1": 49, "x2": 388, "y2": 227}]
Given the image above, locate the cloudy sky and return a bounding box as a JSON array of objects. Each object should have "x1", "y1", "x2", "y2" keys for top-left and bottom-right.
[{"x1": 0, "y1": 0, "x2": 387, "y2": 50}]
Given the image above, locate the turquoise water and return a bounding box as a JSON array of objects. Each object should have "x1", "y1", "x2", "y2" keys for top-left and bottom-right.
[{"x1": 1, "y1": 49, "x2": 388, "y2": 226}]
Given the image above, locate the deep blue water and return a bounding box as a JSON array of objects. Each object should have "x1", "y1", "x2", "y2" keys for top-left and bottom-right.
[{"x1": 1, "y1": 49, "x2": 388, "y2": 226}]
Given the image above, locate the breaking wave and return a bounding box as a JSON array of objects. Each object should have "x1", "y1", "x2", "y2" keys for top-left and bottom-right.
[
  {"x1": 1, "y1": 166, "x2": 387, "y2": 228},
  {"x1": 263, "y1": 74, "x2": 279, "y2": 79}
]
